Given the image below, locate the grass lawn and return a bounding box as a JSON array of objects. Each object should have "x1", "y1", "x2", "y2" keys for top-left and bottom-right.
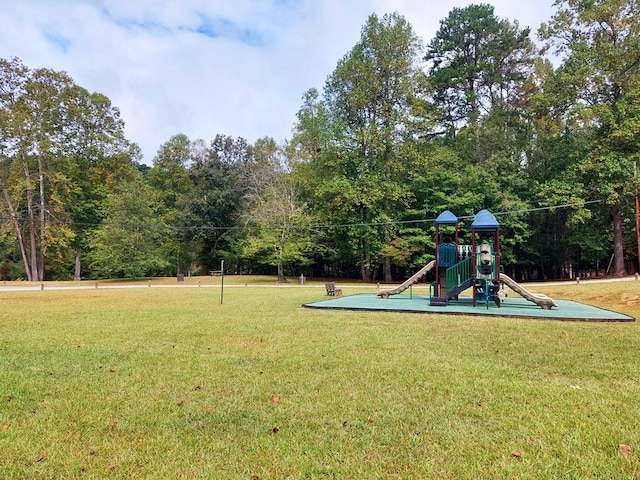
[{"x1": 0, "y1": 278, "x2": 639, "y2": 478}]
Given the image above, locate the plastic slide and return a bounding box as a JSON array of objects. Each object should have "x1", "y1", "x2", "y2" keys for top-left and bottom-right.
[
  {"x1": 500, "y1": 274, "x2": 557, "y2": 310},
  {"x1": 377, "y1": 260, "x2": 436, "y2": 299}
]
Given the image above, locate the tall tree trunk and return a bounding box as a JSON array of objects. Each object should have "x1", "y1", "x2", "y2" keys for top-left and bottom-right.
[
  {"x1": 361, "y1": 254, "x2": 373, "y2": 282},
  {"x1": 23, "y1": 162, "x2": 39, "y2": 281},
  {"x1": 277, "y1": 263, "x2": 287, "y2": 283},
  {"x1": 382, "y1": 146, "x2": 393, "y2": 283},
  {"x1": 74, "y1": 251, "x2": 82, "y2": 281},
  {"x1": 384, "y1": 255, "x2": 392, "y2": 283},
  {"x1": 38, "y1": 168, "x2": 46, "y2": 281},
  {"x1": 0, "y1": 177, "x2": 32, "y2": 281},
  {"x1": 612, "y1": 202, "x2": 626, "y2": 277},
  {"x1": 359, "y1": 205, "x2": 370, "y2": 282},
  {"x1": 359, "y1": 233, "x2": 373, "y2": 282}
]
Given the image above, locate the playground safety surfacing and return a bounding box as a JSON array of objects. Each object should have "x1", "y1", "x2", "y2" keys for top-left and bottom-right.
[{"x1": 303, "y1": 294, "x2": 635, "y2": 322}]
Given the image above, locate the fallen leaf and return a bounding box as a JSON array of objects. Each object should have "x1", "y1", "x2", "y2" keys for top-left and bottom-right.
[
  {"x1": 176, "y1": 399, "x2": 185, "y2": 406},
  {"x1": 194, "y1": 385, "x2": 201, "y2": 391},
  {"x1": 270, "y1": 395, "x2": 280, "y2": 404},
  {"x1": 271, "y1": 427, "x2": 279, "y2": 434},
  {"x1": 2, "y1": 424, "x2": 10, "y2": 430},
  {"x1": 36, "y1": 454, "x2": 46, "y2": 462},
  {"x1": 367, "y1": 417, "x2": 373, "y2": 424},
  {"x1": 511, "y1": 451, "x2": 521, "y2": 459},
  {"x1": 619, "y1": 444, "x2": 632, "y2": 458},
  {"x1": 108, "y1": 422, "x2": 116, "y2": 430},
  {"x1": 6, "y1": 394, "x2": 12, "y2": 402}
]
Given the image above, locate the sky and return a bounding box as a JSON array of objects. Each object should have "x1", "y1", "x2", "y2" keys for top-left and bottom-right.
[{"x1": 1, "y1": 0, "x2": 556, "y2": 165}]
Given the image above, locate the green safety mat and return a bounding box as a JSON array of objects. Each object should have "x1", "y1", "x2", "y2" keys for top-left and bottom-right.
[{"x1": 304, "y1": 294, "x2": 635, "y2": 322}]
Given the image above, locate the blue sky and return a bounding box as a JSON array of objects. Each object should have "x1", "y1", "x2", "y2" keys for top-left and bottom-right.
[{"x1": 1, "y1": 0, "x2": 555, "y2": 164}]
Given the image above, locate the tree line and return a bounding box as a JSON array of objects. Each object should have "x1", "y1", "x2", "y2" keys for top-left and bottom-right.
[{"x1": 1, "y1": 1, "x2": 640, "y2": 282}]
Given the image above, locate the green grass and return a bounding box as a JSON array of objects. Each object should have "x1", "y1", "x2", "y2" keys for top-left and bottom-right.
[{"x1": 0, "y1": 281, "x2": 639, "y2": 478}]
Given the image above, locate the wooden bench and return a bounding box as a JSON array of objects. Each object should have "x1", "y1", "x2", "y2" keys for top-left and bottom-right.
[{"x1": 325, "y1": 282, "x2": 342, "y2": 296}]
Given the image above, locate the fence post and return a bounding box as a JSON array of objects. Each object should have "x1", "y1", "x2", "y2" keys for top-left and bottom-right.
[{"x1": 220, "y1": 260, "x2": 225, "y2": 305}]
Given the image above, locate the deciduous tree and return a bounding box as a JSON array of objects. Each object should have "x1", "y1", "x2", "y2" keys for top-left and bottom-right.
[
  {"x1": 87, "y1": 177, "x2": 170, "y2": 278},
  {"x1": 539, "y1": 0, "x2": 640, "y2": 276},
  {"x1": 148, "y1": 133, "x2": 194, "y2": 274},
  {"x1": 239, "y1": 137, "x2": 315, "y2": 282},
  {"x1": 295, "y1": 12, "x2": 425, "y2": 281},
  {"x1": 0, "y1": 57, "x2": 139, "y2": 280}
]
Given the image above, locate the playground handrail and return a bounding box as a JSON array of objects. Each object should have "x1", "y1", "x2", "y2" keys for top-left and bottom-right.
[{"x1": 445, "y1": 257, "x2": 473, "y2": 297}]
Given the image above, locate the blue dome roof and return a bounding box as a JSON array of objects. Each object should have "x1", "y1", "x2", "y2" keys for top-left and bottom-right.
[
  {"x1": 434, "y1": 210, "x2": 458, "y2": 225},
  {"x1": 471, "y1": 209, "x2": 499, "y2": 230}
]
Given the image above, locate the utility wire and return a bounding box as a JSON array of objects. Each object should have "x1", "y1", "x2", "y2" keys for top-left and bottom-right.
[{"x1": 0, "y1": 199, "x2": 605, "y2": 232}]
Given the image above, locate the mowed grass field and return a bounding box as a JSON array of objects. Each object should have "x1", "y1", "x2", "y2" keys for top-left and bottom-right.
[{"x1": 1, "y1": 278, "x2": 639, "y2": 479}]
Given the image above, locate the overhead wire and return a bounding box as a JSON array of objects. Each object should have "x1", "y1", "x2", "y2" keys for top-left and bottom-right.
[{"x1": 0, "y1": 199, "x2": 605, "y2": 232}]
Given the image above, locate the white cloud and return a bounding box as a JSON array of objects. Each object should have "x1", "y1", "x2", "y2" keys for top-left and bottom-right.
[{"x1": 0, "y1": 0, "x2": 556, "y2": 164}]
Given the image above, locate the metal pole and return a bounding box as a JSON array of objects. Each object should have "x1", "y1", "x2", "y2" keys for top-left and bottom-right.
[
  {"x1": 220, "y1": 260, "x2": 225, "y2": 305},
  {"x1": 635, "y1": 162, "x2": 640, "y2": 274}
]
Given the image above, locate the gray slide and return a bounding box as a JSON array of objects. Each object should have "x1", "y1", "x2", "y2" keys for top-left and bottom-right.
[
  {"x1": 377, "y1": 260, "x2": 436, "y2": 299},
  {"x1": 500, "y1": 274, "x2": 557, "y2": 309}
]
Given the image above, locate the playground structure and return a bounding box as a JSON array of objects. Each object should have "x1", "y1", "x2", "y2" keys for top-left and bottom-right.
[{"x1": 378, "y1": 209, "x2": 557, "y2": 310}]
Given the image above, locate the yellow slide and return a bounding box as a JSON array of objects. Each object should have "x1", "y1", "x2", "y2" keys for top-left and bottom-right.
[
  {"x1": 500, "y1": 274, "x2": 557, "y2": 309},
  {"x1": 377, "y1": 260, "x2": 436, "y2": 299}
]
